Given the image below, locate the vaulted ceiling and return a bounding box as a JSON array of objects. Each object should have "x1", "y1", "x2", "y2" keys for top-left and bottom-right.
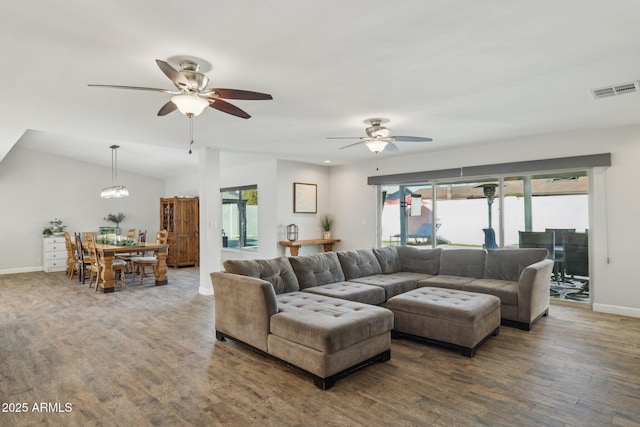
[{"x1": 2, "y1": 1, "x2": 640, "y2": 179}]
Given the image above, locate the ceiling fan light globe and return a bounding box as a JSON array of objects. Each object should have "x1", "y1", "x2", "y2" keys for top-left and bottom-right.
[
  {"x1": 366, "y1": 139, "x2": 388, "y2": 154},
  {"x1": 171, "y1": 94, "x2": 209, "y2": 117}
]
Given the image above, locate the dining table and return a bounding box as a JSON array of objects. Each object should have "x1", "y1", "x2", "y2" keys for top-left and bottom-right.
[{"x1": 93, "y1": 241, "x2": 169, "y2": 293}]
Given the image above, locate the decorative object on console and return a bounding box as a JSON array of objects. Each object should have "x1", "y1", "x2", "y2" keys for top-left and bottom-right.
[
  {"x1": 42, "y1": 218, "x2": 66, "y2": 236},
  {"x1": 319, "y1": 214, "x2": 334, "y2": 239},
  {"x1": 100, "y1": 145, "x2": 129, "y2": 198},
  {"x1": 286, "y1": 224, "x2": 299, "y2": 242}
]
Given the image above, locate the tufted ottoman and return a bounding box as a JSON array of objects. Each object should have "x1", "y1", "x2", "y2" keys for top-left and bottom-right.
[
  {"x1": 268, "y1": 292, "x2": 394, "y2": 389},
  {"x1": 386, "y1": 287, "x2": 500, "y2": 357}
]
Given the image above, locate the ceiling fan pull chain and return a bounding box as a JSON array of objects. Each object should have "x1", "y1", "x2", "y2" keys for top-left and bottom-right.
[{"x1": 188, "y1": 116, "x2": 193, "y2": 154}]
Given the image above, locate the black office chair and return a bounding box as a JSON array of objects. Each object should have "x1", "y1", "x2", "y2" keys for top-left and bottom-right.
[
  {"x1": 563, "y1": 231, "x2": 589, "y2": 301},
  {"x1": 519, "y1": 231, "x2": 554, "y2": 258},
  {"x1": 545, "y1": 228, "x2": 575, "y2": 284},
  {"x1": 519, "y1": 231, "x2": 559, "y2": 296}
]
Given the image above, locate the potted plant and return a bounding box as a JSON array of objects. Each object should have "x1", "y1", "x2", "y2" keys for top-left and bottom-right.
[
  {"x1": 104, "y1": 212, "x2": 125, "y2": 235},
  {"x1": 319, "y1": 214, "x2": 334, "y2": 239},
  {"x1": 42, "y1": 218, "x2": 66, "y2": 236}
]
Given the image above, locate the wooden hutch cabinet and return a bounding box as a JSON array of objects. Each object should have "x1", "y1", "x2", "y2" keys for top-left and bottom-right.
[{"x1": 160, "y1": 197, "x2": 199, "y2": 268}]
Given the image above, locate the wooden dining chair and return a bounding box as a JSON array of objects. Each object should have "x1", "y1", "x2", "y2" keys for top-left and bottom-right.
[
  {"x1": 74, "y1": 232, "x2": 91, "y2": 283},
  {"x1": 86, "y1": 233, "x2": 126, "y2": 291},
  {"x1": 131, "y1": 230, "x2": 168, "y2": 285},
  {"x1": 116, "y1": 228, "x2": 138, "y2": 272},
  {"x1": 64, "y1": 231, "x2": 76, "y2": 279},
  {"x1": 126, "y1": 228, "x2": 137, "y2": 239}
]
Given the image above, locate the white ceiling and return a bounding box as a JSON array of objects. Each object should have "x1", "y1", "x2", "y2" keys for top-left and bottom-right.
[{"x1": 2, "y1": 1, "x2": 640, "y2": 179}]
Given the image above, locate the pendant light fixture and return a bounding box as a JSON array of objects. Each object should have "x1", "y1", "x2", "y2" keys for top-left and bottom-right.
[{"x1": 101, "y1": 145, "x2": 129, "y2": 198}]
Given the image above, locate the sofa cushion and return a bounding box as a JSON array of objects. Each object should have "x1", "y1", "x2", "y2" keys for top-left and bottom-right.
[
  {"x1": 350, "y1": 274, "x2": 418, "y2": 299},
  {"x1": 484, "y1": 249, "x2": 548, "y2": 282},
  {"x1": 302, "y1": 281, "x2": 386, "y2": 305},
  {"x1": 396, "y1": 246, "x2": 442, "y2": 275},
  {"x1": 439, "y1": 249, "x2": 486, "y2": 278},
  {"x1": 289, "y1": 252, "x2": 345, "y2": 289},
  {"x1": 373, "y1": 246, "x2": 401, "y2": 273},
  {"x1": 223, "y1": 257, "x2": 299, "y2": 294},
  {"x1": 462, "y1": 279, "x2": 519, "y2": 306},
  {"x1": 272, "y1": 292, "x2": 394, "y2": 353},
  {"x1": 418, "y1": 275, "x2": 476, "y2": 290},
  {"x1": 386, "y1": 271, "x2": 434, "y2": 282},
  {"x1": 337, "y1": 249, "x2": 382, "y2": 280}
]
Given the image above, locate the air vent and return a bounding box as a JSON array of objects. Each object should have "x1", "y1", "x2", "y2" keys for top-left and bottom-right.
[{"x1": 590, "y1": 81, "x2": 639, "y2": 99}]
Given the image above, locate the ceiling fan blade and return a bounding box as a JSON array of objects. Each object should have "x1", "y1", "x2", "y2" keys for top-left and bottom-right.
[
  {"x1": 209, "y1": 99, "x2": 251, "y2": 119},
  {"x1": 88, "y1": 84, "x2": 178, "y2": 94},
  {"x1": 157, "y1": 101, "x2": 177, "y2": 116},
  {"x1": 156, "y1": 59, "x2": 190, "y2": 88},
  {"x1": 204, "y1": 88, "x2": 273, "y2": 100},
  {"x1": 390, "y1": 136, "x2": 433, "y2": 142},
  {"x1": 339, "y1": 140, "x2": 367, "y2": 150},
  {"x1": 326, "y1": 137, "x2": 365, "y2": 140},
  {"x1": 385, "y1": 141, "x2": 400, "y2": 152}
]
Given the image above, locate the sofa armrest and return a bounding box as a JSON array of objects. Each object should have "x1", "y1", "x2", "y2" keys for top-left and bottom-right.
[
  {"x1": 516, "y1": 259, "x2": 553, "y2": 323},
  {"x1": 210, "y1": 272, "x2": 278, "y2": 352}
]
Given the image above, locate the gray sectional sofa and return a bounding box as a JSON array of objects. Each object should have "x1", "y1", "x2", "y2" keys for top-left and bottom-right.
[{"x1": 210, "y1": 246, "x2": 553, "y2": 389}]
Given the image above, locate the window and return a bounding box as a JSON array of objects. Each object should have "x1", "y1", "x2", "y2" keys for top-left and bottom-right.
[
  {"x1": 221, "y1": 185, "x2": 258, "y2": 249},
  {"x1": 382, "y1": 172, "x2": 588, "y2": 248}
]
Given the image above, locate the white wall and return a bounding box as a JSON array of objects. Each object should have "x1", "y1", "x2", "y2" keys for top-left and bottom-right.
[
  {"x1": 329, "y1": 124, "x2": 640, "y2": 317},
  {"x1": 276, "y1": 160, "x2": 331, "y2": 256},
  {"x1": 164, "y1": 173, "x2": 198, "y2": 198},
  {"x1": 0, "y1": 145, "x2": 163, "y2": 273},
  {"x1": 165, "y1": 158, "x2": 332, "y2": 261}
]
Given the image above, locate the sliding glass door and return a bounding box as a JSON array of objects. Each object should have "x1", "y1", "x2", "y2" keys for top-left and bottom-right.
[{"x1": 378, "y1": 170, "x2": 589, "y2": 303}]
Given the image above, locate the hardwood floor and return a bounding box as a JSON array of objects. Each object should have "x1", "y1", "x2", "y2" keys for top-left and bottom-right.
[{"x1": 1, "y1": 269, "x2": 639, "y2": 426}]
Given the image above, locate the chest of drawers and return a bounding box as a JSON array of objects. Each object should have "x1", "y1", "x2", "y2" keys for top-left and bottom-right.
[{"x1": 43, "y1": 235, "x2": 68, "y2": 272}]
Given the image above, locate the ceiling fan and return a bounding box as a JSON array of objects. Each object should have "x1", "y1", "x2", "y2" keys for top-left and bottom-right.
[
  {"x1": 327, "y1": 118, "x2": 432, "y2": 153},
  {"x1": 89, "y1": 59, "x2": 272, "y2": 119}
]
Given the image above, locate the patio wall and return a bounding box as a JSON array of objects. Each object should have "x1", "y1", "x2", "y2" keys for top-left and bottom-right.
[{"x1": 382, "y1": 195, "x2": 588, "y2": 247}]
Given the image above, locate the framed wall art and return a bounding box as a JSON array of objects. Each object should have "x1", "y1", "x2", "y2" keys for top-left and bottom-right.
[{"x1": 293, "y1": 182, "x2": 317, "y2": 213}]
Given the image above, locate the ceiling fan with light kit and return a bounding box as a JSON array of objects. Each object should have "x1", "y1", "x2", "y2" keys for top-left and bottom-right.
[
  {"x1": 89, "y1": 58, "x2": 273, "y2": 153},
  {"x1": 328, "y1": 118, "x2": 432, "y2": 154},
  {"x1": 89, "y1": 59, "x2": 273, "y2": 119}
]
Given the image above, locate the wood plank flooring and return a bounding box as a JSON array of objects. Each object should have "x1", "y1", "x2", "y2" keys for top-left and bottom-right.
[{"x1": 1, "y1": 269, "x2": 639, "y2": 426}]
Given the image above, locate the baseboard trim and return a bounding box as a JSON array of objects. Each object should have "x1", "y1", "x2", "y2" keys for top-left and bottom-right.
[
  {"x1": 198, "y1": 286, "x2": 214, "y2": 296},
  {"x1": 593, "y1": 303, "x2": 640, "y2": 319},
  {"x1": 0, "y1": 266, "x2": 43, "y2": 275}
]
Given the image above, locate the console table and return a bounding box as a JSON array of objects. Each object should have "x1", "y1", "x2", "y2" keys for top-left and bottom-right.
[{"x1": 278, "y1": 239, "x2": 341, "y2": 256}]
